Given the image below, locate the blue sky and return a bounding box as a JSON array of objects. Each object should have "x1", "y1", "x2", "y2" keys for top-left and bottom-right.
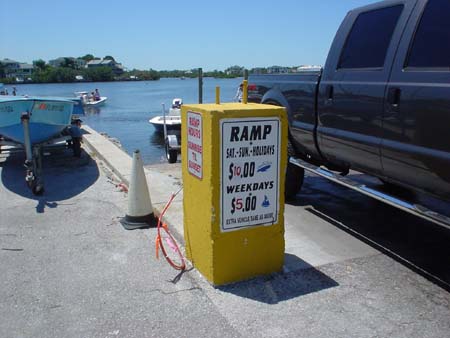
[{"x1": 1, "y1": 0, "x2": 376, "y2": 71}]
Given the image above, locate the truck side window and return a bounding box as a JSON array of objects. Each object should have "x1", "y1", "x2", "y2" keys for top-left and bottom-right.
[
  {"x1": 407, "y1": 0, "x2": 450, "y2": 69},
  {"x1": 338, "y1": 5, "x2": 403, "y2": 69}
]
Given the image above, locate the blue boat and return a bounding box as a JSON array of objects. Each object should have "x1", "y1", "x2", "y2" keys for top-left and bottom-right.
[
  {"x1": 0, "y1": 96, "x2": 75, "y2": 144},
  {"x1": 0, "y1": 96, "x2": 81, "y2": 195}
]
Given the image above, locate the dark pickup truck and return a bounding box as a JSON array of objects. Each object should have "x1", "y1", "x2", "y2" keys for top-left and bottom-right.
[{"x1": 249, "y1": 0, "x2": 450, "y2": 227}]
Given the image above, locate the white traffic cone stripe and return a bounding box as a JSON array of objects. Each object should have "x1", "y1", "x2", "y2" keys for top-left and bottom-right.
[
  {"x1": 128, "y1": 150, "x2": 153, "y2": 217},
  {"x1": 121, "y1": 150, "x2": 156, "y2": 229}
]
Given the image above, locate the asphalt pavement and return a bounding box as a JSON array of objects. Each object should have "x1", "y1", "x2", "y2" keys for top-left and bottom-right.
[{"x1": 1, "y1": 143, "x2": 449, "y2": 338}]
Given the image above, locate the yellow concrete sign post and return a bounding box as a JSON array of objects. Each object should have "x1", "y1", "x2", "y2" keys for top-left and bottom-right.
[{"x1": 181, "y1": 102, "x2": 287, "y2": 286}]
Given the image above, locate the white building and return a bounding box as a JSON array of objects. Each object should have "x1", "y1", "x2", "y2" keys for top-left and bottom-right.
[{"x1": 296, "y1": 65, "x2": 322, "y2": 72}]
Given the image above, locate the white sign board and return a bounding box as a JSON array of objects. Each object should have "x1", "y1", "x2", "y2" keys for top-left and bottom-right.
[
  {"x1": 220, "y1": 117, "x2": 280, "y2": 231},
  {"x1": 187, "y1": 111, "x2": 203, "y2": 179}
]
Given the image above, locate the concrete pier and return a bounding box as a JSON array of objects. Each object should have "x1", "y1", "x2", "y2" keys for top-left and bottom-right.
[{"x1": 0, "y1": 125, "x2": 449, "y2": 338}]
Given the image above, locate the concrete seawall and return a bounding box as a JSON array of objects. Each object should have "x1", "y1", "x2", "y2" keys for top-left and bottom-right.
[{"x1": 82, "y1": 125, "x2": 185, "y2": 242}]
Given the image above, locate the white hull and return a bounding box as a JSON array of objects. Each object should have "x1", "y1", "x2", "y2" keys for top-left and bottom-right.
[
  {"x1": 149, "y1": 115, "x2": 181, "y2": 132},
  {"x1": 149, "y1": 99, "x2": 183, "y2": 132},
  {"x1": 84, "y1": 97, "x2": 107, "y2": 106}
]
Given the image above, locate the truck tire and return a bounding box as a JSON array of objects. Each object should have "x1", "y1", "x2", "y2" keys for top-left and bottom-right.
[{"x1": 285, "y1": 140, "x2": 304, "y2": 200}]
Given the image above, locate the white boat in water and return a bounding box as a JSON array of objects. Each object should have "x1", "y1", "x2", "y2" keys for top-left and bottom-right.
[
  {"x1": 75, "y1": 91, "x2": 107, "y2": 106},
  {"x1": 149, "y1": 98, "x2": 182, "y2": 132}
]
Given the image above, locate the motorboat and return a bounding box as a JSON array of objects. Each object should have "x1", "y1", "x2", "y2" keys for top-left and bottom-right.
[
  {"x1": 149, "y1": 99, "x2": 183, "y2": 163},
  {"x1": 85, "y1": 96, "x2": 107, "y2": 106},
  {"x1": 75, "y1": 91, "x2": 107, "y2": 106},
  {"x1": 149, "y1": 115, "x2": 181, "y2": 133},
  {"x1": 0, "y1": 96, "x2": 74, "y2": 144},
  {"x1": 149, "y1": 98, "x2": 182, "y2": 133},
  {"x1": 0, "y1": 96, "x2": 80, "y2": 194}
]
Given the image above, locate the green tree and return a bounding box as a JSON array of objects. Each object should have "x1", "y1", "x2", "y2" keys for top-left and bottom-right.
[
  {"x1": 82, "y1": 66, "x2": 114, "y2": 82},
  {"x1": 104, "y1": 55, "x2": 116, "y2": 62},
  {"x1": 32, "y1": 67, "x2": 76, "y2": 83},
  {"x1": 33, "y1": 59, "x2": 48, "y2": 71},
  {"x1": 48, "y1": 67, "x2": 76, "y2": 82},
  {"x1": 80, "y1": 54, "x2": 95, "y2": 62},
  {"x1": 224, "y1": 65, "x2": 244, "y2": 76},
  {"x1": 0, "y1": 63, "x2": 5, "y2": 78},
  {"x1": 61, "y1": 58, "x2": 76, "y2": 69}
]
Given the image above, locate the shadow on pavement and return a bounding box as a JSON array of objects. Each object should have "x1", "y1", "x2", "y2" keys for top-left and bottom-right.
[
  {"x1": 289, "y1": 175, "x2": 450, "y2": 291},
  {"x1": 217, "y1": 253, "x2": 338, "y2": 304},
  {"x1": 1, "y1": 146, "x2": 99, "y2": 213}
]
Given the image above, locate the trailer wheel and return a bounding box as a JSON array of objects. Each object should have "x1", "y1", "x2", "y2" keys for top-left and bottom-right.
[
  {"x1": 285, "y1": 140, "x2": 304, "y2": 200},
  {"x1": 166, "y1": 144, "x2": 178, "y2": 163},
  {"x1": 32, "y1": 183, "x2": 44, "y2": 196}
]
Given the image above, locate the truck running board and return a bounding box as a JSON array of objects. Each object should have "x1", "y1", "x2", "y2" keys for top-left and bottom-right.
[{"x1": 290, "y1": 157, "x2": 450, "y2": 230}]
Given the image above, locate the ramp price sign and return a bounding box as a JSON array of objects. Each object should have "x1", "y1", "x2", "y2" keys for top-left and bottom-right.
[{"x1": 220, "y1": 117, "x2": 280, "y2": 232}]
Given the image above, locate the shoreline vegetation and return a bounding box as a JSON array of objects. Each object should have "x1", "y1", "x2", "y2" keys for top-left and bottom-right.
[
  {"x1": 0, "y1": 68, "x2": 242, "y2": 85},
  {"x1": 0, "y1": 55, "x2": 246, "y2": 85}
]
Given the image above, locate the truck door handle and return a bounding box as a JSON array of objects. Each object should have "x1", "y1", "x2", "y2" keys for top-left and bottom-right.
[
  {"x1": 325, "y1": 85, "x2": 334, "y2": 101},
  {"x1": 387, "y1": 87, "x2": 401, "y2": 108}
]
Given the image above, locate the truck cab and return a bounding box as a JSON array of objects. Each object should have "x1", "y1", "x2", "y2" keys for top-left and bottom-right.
[
  {"x1": 318, "y1": 0, "x2": 450, "y2": 199},
  {"x1": 250, "y1": 0, "x2": 450, "y2": 202},
  {"x1": 247, "y1": 0, "x2": 450, "y2": 228}
]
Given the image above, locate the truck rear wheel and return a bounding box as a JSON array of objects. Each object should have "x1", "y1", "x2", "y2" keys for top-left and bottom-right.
[{"x1": 285, "y1": 141, "x2": 304, "y2": 200}]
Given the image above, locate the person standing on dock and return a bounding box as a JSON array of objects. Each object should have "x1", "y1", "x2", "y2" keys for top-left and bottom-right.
[
  {"x1": 69, "y1": 119, "x2": 83, "y2": 157},
  {"x1": 234, "y1": 83, "x2": 243, "y2": 102}
]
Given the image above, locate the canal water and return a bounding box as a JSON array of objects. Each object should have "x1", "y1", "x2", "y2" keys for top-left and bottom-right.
[{"x1": 12, "y1": 78, "x2": 242, "y2": 164}]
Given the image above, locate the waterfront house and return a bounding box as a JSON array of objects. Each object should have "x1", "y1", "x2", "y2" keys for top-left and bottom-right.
[
  {"x1": 49, "y1": 57, "x2": 86, "y2": 69},
  {"x1": 0, "y1": 58, "x2": 34, "y2": 81},
  {"x1": 251, "y1": 67, "x2": 266, "y2": 75},
  {"x1": 86, "y1": 59, "x2": 124, "y2": 76},
  {"x1": 225, "y1": 65, "x2": 244, "y2": 76},
  {"x1": 267, "y1": 66, "x2": 290, "y2": 74}
]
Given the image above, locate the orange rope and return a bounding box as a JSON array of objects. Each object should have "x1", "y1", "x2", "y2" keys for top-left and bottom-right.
[
  {"x1": 117, "y1": 183, "x2": 128, "y2": 192},
  {"x1": 155, "y1": 188, "x2": 185, "y2": 270}
]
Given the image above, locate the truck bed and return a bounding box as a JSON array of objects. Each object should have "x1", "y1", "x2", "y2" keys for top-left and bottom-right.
[{"x1": 248, "y1": 71, "x2": 322, "y2": 160}]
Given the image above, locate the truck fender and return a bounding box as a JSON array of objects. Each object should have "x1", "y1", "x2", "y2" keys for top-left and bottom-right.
[
  {"x1": 261, "y1": 89, "x2": 293, "y2": 126},
  {"x1": 262, "y1": 89, "x2": 343, "y2": 171},
  {"x1": 260, "y1": 93, "x2": 305, "y2": 200},
  {"x1": 261, "y1": 92, "x2": 306, "y2": 159}
]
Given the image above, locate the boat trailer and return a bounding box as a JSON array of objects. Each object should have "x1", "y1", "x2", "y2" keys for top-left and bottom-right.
[
  {"x1": 161, "y1": 103, "x2": 181, "y2": 164},
  {"x1": 0, "y1": 111, "x2": 71, "y2": 195}
]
